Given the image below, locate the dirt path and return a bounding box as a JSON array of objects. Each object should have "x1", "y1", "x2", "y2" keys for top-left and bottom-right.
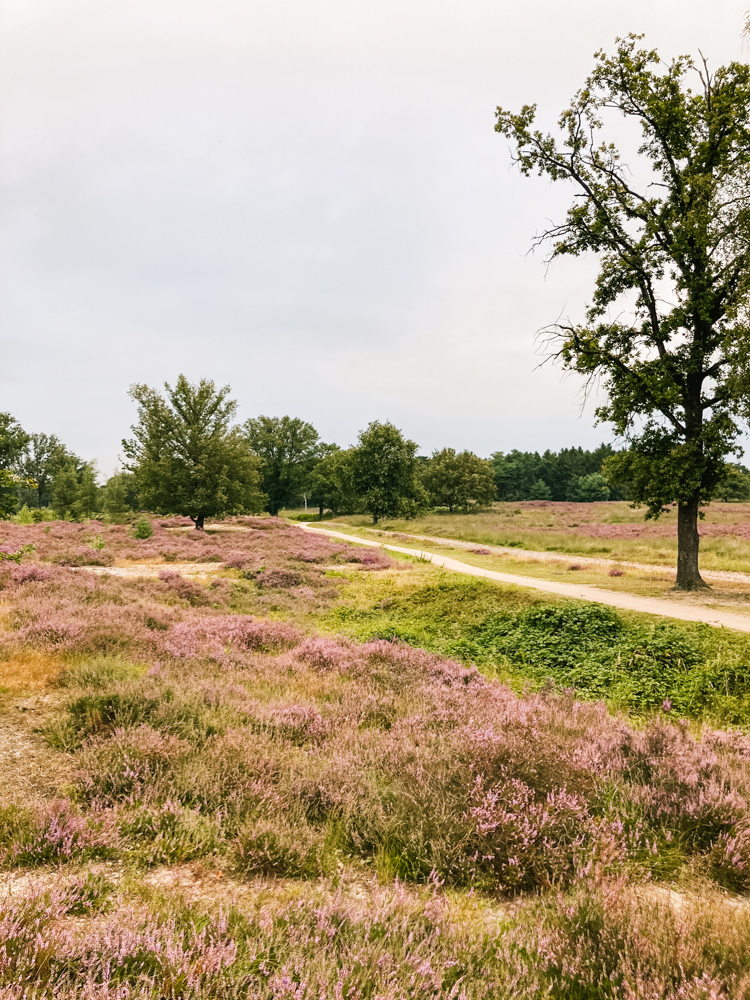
[
  {"x1": 297, "y1": 523, "x2": 750, "y2": 633},
  {"x1": 329, "y1": 527, "x2": 750, "y2": 586}
]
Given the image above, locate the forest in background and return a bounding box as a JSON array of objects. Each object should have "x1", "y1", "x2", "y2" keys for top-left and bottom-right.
[{"x1": 2, "y1": 402, "x2": 750, "y2": 525}]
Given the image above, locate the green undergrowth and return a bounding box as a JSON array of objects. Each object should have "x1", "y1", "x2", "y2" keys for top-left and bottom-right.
[{"x1": 320, "y1": 570, "x2": 750, "y2": 724}]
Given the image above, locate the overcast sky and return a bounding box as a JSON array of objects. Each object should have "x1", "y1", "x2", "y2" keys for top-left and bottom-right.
[{"x1": 1, "y1": 0, "x2": 747, "y2": 474}]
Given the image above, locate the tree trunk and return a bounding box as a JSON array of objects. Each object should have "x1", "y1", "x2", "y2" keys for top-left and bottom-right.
[
  {"x1": 373, "y1": 513, "x2": 378, "y2": 524},
  {"x1": 674, "y1": 496, "x2": 708, "y2": 590},
  {"x1": 318, "y1": 504, "x2": 324, "y2": 521},
  {"x1": 192, "y1": 514, "x2": 205, "y2": 531}
]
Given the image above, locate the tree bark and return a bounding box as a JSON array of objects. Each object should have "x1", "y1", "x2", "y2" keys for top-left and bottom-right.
[
  {"x1": 192, "y1": 514, "x2": 205, "y2": 531},
  {"x1": 674, "y1": 496, "x2": 708, "y2": 590},
  {"x1": 318, "y1": 504, "x2": 324, "y2": 521}
]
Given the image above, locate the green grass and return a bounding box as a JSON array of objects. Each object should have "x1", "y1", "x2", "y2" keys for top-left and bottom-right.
[
  {"x1": 318, "y1": 566, "x2": 750, "y2": 724},
  {"x1": 331, "y1": 502, "x2": 750, "y2": 573}
]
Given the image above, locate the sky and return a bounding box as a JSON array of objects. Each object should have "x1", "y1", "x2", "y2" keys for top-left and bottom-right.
[{"x1": 1, "y1": 0, "x2": 748, "y2": 475}]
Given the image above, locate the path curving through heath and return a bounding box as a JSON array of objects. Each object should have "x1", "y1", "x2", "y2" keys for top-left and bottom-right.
[{"x1": 296, "y1": 523, "x2": 750, "y2": 634}]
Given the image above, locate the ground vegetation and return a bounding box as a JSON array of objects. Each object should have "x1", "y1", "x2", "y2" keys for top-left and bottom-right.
[{"x1": 0, "y1": 519, "x2": 748, "y2": 992}]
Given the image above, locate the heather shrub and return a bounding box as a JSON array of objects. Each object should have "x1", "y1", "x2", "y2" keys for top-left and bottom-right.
[
  {"x1": 295, "y1": 636, "x2": 353, "y2": 671},
  {"x1": 58, "y1": 872, "x2": 116, "y2": 915},
  {"x1": 340, "y1": 545, "x2": 395, "y2": 570},
  {"x1": 0, "y1": 800, "x2": 116, "y2": 867},
  {"x1": 157, "y1": 570, "x2": 211, "y2": 606},
  {"x1": 117, "y1": 801, "x2": 222, "y2": 864},
  {"x1": 234, "y1": 817, "x2": 326, "y2": 877},
  {"x1": 56, "y1": 545, "x2": 115, "y2": 567},
  {"x1": 75, "y1": 724, "x2": 193, "y2": 803},
  {"x1": 256, "y1": 567, "x2": 303, "y2": 589},
  {"x1": 53, "y1": 680, "x2": 248, "y2": 748}
]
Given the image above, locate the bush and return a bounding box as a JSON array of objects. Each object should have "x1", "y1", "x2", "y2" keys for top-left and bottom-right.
[
  {"x1": 132, "y1": 518, "x2": 154, "y2": 539},
  {"x1": 234, "y1": 818, "x2": 326, "y2": 878}
]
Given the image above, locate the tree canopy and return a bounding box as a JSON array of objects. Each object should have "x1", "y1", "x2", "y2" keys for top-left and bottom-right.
[
  {"x1": 422, "y1": 449, "x2": 497, "y2": 511},
  {"x1": 123, "y1": 376, "x2": 264, "y2": 529},
  {"x1": 352, "y1": 421, "x2": 428, "y2": 524},
  {"x1": 244, "y1": 416, "x2": 320, "y2": 517},
  {"x1": 491, "y1": 445, "x2": 620, "y2": 501},
  {"x1": 17, "y1": 433, "x2": 70, "y2": 508},
  {"x1": 496, "y1": 36, "x2": 750, "y2": 588},
  {"x1": 308, "y1": 446, "x2": 359, "y2": 519},
  {"x1": 0, "y1": 413, "x2": 29, "y2": 470}
]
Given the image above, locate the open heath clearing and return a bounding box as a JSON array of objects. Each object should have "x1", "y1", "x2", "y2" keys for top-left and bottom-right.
[
  {"x1": 1, "y1": 518, "x2": 750, "y2": 996},
  {"x1": 330, "y1": 500, "x2": 750, "y2": 575}
]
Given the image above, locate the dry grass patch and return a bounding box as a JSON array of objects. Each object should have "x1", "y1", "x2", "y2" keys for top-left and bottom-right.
[{"x1": 0, "y1": 650, "x2": 63, "y2": 692}]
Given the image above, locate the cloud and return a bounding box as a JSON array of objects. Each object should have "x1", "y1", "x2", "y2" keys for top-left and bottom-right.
[{"x1": 0, "y1": 0, "x2": 744, "y2": 471}]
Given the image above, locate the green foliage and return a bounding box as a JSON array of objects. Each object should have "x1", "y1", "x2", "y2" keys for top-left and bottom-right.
[
  {"x1": 51, "y1": 462, "x2": 99, "y2": 520},
  {"x1": 422, "y1": 448, "x2": 497, "y2": 511},
  {"x1": 327, "y1": 576, "x2": 750, "y2": 722},
  {"x1": 15, "y1": 433, "x2": 69, "y2": 509},
  {"x1": 244, "y1": 415, "x2": 320, "y2": 517},
  {"x1": 0, "y1": 413, "x2": 29, "y2": 470},
  {"x1": 131, "y1": 518, "x2": 154, "y2": 539},
  {"x1": 351, "y1": 421, "x2": 429, "y2": 524},
  {"x1": 566, "y1": 472, "x2": 610, "y2": 502},
  {"x1": 496, "y1": 36, "x2": 750, "y2": 585},
  {"x1": 51, "y1": 464, "x2": 80, "y2": 520},
  {"x1": 123, "y1": 375, "x2": 265, "y2": 529},
  {"x1": 492, "y1": 445, "x2": 621, "y2": 502},
  {"x1": 308, "y1": 446, "x2": 359, "y2": 518},
  {"x1": 712, "y1": 463, "x2": 750, "y2": 502},
  {"x1": 0, "y1": 469, "x2": 20, "y2": 519},
  {"x1": 0, "y1": 544, "x2": 35, "y2": 565},
  {"x1": 102, "y1": 471, "x2": 137, "y2": 516}
]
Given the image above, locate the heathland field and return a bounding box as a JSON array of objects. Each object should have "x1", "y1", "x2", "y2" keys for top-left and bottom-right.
[
  {"x1": 333, "y1": 500, "x2": 750, "y2": 573},
  {"x1": 3, "y1": 517, "x2": 750, "y2": 996}
]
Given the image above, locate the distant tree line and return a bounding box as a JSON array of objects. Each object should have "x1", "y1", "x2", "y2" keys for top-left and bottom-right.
[{"x1": 2, "y1": 376, "x2": 749, "y2": 527}]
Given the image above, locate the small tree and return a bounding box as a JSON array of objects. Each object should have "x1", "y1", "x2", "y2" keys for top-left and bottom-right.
[
  {"x1": 496, "y1": 36, "x2": 750, "y2": 589},
  {"x1": 0, "y1": 413, "x2": 29, "y2": 470},
  {"x1": 352, "y1": 421, "x2": 428, "y2": 524},
  {"x1": 309, "y1": 446, "x2": 359, "y2": 519},
  {"x1": 0, "y1": 470, "x2": 20, "y2": 519},
  {"x1": 244, "y1": 416, "x2": 320, "y2": 517},
  {"x1": 17, "y1": 434, "x2": 69, "y2": 508},
  {"x1": 713, "y1": 463, "x2": 750, "y2": 502},
  {"x1": 102, "y1": 471, "x2": 137, "y2": 517},
  {"x1": 566, "y1": 472, "x2": 610, "y2": 502},
  {"x1": 422, "y1": 449, "x2": 497, "y2": 512},
  {"x1": 75, "y1": 463, "x2": 100, "y2": 519},
  {"x1": 123, "y1": 376, "x2": 265, "y2": 530},
  {"x1": 51, "y1": 463, "x2": 82, "y2": 520}
]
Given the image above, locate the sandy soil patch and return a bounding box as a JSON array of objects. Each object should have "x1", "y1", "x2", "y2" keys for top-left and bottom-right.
[
  {"x1": 79, "y1": 562, "x2": 226, "y2": 579},
  {"x1": 0, "y1": 694, "x2": 73, "y2": 799}
]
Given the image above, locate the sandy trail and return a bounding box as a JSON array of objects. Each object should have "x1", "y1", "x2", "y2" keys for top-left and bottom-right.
[
  {"x1": 80, "y1": 562, "x2": 225, "y2": 579},
  {"x1": 296, "y1": 523, "x2": 750, "y2": 633},
  {"x1": 328, "y1": 527, "x2": 750, "y2": 586}
]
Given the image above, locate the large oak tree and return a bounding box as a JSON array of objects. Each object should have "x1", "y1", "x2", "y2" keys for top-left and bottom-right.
[
  {"x1": 124, "y1": 376, "x2": 264, "y2": 529},
  {"x1": 496, "y1": 36, "x2": 750, "y2": 589}
]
